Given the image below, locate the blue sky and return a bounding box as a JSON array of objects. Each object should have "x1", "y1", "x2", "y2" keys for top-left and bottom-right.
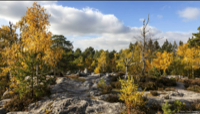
[{"x1": 0, "y1": 1, "x2": 200, "y2": 52}]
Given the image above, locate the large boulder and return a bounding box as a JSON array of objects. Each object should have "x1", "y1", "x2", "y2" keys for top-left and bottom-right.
[{"x1": 25, "y1": 97, "x2": 125, "y2": 114}]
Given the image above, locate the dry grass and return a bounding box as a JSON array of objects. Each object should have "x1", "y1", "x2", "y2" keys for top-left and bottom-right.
[{"x1": 65, "y1": 75, "x2": 86, "y2": 82}]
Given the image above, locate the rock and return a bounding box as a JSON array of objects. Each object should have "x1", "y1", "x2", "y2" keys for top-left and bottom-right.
[
  {"x1": 84, "y1": 68, "x2": 89, "y2": 74},
  {"x1": 106, "y1": 73, "x2": 110, "y2": 77},
  {"x1": 66, "y1": 71, "x2": 71, "y2": 75},
  {"x1": 56, "y1": 77, "x2": 70, "y2": 84},
  {"x1": 26, "y1": 97, "x2": 125, "y2": 114},
  {"x1": 89, "y1": 90, "x2": 102, "y2": 96},
  {"x1": 170, "y1": 91, "x2": 184, "y2": 97},
  {"x1": 160, "y1": 94, "x2": 171, "y2": 99},
  {"x1": 82, "y1": 81, "x2": 93, "y2": 88},
  {"x1": 2, "y1": 89, "x2": 11, "y2": 99},
  {"x1": 0, "y1": 99, "x2": 11, "y2": 106},
  {"x1": 79, "y1": 72, "x2": 88, "y2": 77},
  {"x1": 138, "y1": 87, "x2": 142, "y2": 91},
  {"x1": 0, "y1": 108, "x2": 6, "y2": 114}
]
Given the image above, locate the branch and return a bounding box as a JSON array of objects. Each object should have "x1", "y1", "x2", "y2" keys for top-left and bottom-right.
[{"x1": 130, "y1": 59, "x2": 142, "y2": 66}]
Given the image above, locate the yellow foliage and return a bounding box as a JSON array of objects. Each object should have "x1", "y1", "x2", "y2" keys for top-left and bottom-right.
[{"x1": 118, "y1": 75, "x2": 146, "y2": 113}]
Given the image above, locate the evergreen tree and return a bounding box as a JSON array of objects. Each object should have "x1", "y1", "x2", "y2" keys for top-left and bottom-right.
[
  {"x1": 161, "y1": 39, "x2": 169, "y2": 52},
  {"x1": 172, "y1": 41, "x2": 178, "y2": 56},
  {"x1": 154, "y1": 40, "x2": 160, "y2": 51},
  {"x1": 179, "y1": 41, "x2": 183, "y2": 46}
]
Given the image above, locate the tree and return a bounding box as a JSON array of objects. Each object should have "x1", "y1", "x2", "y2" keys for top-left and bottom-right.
[
  {"x1": 133, "y1": 14, "x2": 161, "y2": 75},
  {"x1": 96, "y1": 51, "x2": 109, "y2": 73},
  {"x1": 188, "y1": 26, "x2": 200, "y2": 47},
  {"x1": 51, "y1": 35, "x2": 73, "y2": 76},
  {"x1": 172, "y1": 41, "x2": 178, "y2": 56},
  {"x1": 161, "y1": 39, "x2": 169, "y2": 52},
  {"x1": 154, "y1": 40, "x2": 160, "y2": 51},
  {"x1": 179, "y1": 41, "x2": 183, "y2": 46},
  {"x1": 15, "y1": 2, "x2": 62, "y2": 97},
  {"x1": 153, "y1": 51, "x2": 173, "y2": 75}
]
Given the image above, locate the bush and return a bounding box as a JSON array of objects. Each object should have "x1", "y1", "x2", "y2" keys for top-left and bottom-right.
[
  {"x1": 190, "y1": 100, "x2": 200, "y2": 111},
  {"x1": 165, "y1": 87, "x2": 175, "y2": 91},
  {"x1": 118, "y1": 75, "x2": 147, "y2": 114},
  {"x1": 150, "y1": 90, "x2": 158, "y2": 96},
  {"x1": 173, "y1": 100, "x2": 185, "y2": 112},
  {"x1": 139, "y1": 81, "x2": 156, "y2": 91},
  {"x1": 101, "y1": 85, "x2": 113, "y2": 94},
  {"x1": 150, "y1": 102, "x2": 162, "y2": 110},
  {"x1": 4, "y1": 85, "x2": 51, "y2": 112},
  {"x1": 97, "y1": 78, "x2": 112, "y2": 94},
  {"x1": 162, "y1": 101, "x2": 175, "y2": 114},
  {"x1": 111, "y1": 81, "x2": 121, "y2": 89},
  {"x1": 105, "y1": 94, "x2": 122, "y2": 103},
  {"x1": 187, "y1": 85, "x2": 200, "y2": 93},
  {"x1": 158, "y1": 88, "x2": 164, "y2": 91}
]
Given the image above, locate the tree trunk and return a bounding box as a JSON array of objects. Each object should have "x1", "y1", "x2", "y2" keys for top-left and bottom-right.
[
  {"x1": 36, "y1": 64, "x2": 38, "y2": 84},
  {"x1": 125, "y1": 65, "x2": 128, "y2": 79}
]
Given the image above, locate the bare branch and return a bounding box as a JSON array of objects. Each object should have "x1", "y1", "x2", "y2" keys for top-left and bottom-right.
[{"x1": 130, "y1": 59, "x2": 142, "y2": 66}]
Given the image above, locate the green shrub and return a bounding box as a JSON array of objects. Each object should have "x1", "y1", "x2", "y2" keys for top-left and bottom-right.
[
  {"x1": 162, "y1": 101, "x2": 175, "y2": 114},
  {"x1": 150, "y1": 90, "x2": 158, "y2": 96},
  {"x1": 173, "y1": 100, "x2": 185, "y2": 112},
  {"x1": 111, "y1": 81, "x2": 121, "y2": 89},
  {"x1": 148, "y1": 66, "x2": 161, "y2": 78},
  {"x1": 97, "y1": 79, "x2": 112, "y2": 94}
]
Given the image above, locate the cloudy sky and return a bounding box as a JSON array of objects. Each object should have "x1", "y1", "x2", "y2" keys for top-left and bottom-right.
[{"x1": 0, "y1": 1, "x2": 200, "y2": 52}]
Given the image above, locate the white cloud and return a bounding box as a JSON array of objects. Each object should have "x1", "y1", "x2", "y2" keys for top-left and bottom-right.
[
  {"x1": 178, "y1": 7, "x2": 200, "y2": 21},
  {"x1": 157, "y1": 15, "x2": 163, "y2": 19},
  {"x1": 0, "y1": 1, "x2": 193, "y2": 52},
  {"x1": 139, "y1": 18, "x2": 144, "y2": 22}
]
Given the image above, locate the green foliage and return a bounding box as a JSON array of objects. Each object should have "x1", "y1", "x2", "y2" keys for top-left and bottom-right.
[
  {"x1": 97, "y1": 78, "x2": 112, "y2": 94},
  {"x1": 162, "y1": 101, "x2": 175, "y2": 114},
  {"x1": 148, "y1": 66, "x2": 161, "y2": 78},
  {"x1": 173, "y1": 100, "x2": 185, "y2": 112}
]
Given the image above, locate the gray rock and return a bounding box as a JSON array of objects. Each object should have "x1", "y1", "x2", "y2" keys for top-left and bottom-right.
[
  {"x1": 138, "y1": 87, "x2": 142, "y2": 91},
  {"x1": 170, "y1": 91, "x2": 184, "y2": 97},
  {"x1": 0, "y1": 108, "x2": 6, "y2": 114},
  {"x1": 82, "y1": 81, "x2": 93, "y2": 88},
  {"x1": 84, "y1": 68, "x2": 89, "y2": 74},
  {"x1": 160, "y1": 94, "x2": 171, "y2": 99},
  {"x1": 89, "y1": 90, "x2": 102, "y2": 96},
  {"x1": 0, "y1": 99, "x2": 11, "y2": 106},
  {"x1": 66, "y1": 71, "x2": 71, "y2": 75},
  {"x1": 106, "y1": 73, "x2": 110, "y2": 77},
  {"x1": 2, "y1": 89, "x2": 11, "y2": 99}
]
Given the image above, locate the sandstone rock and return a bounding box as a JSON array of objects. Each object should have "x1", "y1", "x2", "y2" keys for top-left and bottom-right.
[
  {"x1": 2, "y1": 89, "x2": 11, "y2": 99},
  {"x1": 84, "y1": 68, "x2": 89, "y2": 74},
  {"x1": 89, "y1": 90, "x2": 102, "y2": 96},
  {"x1": 0, "y1": 99, "x2": 11, "y2": 106}
]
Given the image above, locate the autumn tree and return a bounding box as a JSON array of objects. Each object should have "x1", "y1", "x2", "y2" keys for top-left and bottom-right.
[
  {"x1": 12, "y1": 2, "x2": 62, "y2": 97},
  {"x1": 153, "y1": 51, "x2": 173, "y2": 75},
  {"x1": 96, "y1": 50, "x2": 109, "y2": 73}
]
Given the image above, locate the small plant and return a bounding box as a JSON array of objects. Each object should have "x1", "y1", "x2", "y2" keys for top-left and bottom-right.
[
  {"x1": 158, "y1": 87, "x2": 164, "y2": 91},
  {"x1": 118, "y1": 75, "x2": 146, "y2": 114},
  {"x1": 43, "y1": 108, "x2": 52, "y2": 114},
  {"x1": 173, "y1": 100, "x2": 185, "y2": 112},
  {"x1": 162, "y1": 101, "x2": 175, "y2": 114},
  {"x1": 150, "y1": 90, "x2": 158, "y2": 96},
  {"x1": 97, "y1": 78, "x2": 106, "y2": 88},
  {"x1": 97, "y1": 78, "x2": 112, "y2": 94}
]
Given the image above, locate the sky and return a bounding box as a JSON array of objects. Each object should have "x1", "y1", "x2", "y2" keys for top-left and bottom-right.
[{"x1": 0, "y1": 1, "x2": 200, "y2": 52}]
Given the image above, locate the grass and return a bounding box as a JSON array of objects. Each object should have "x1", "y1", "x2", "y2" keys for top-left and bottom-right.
[{"x1": 65, "y1": 75, "x2": 86, "y2": 82}]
